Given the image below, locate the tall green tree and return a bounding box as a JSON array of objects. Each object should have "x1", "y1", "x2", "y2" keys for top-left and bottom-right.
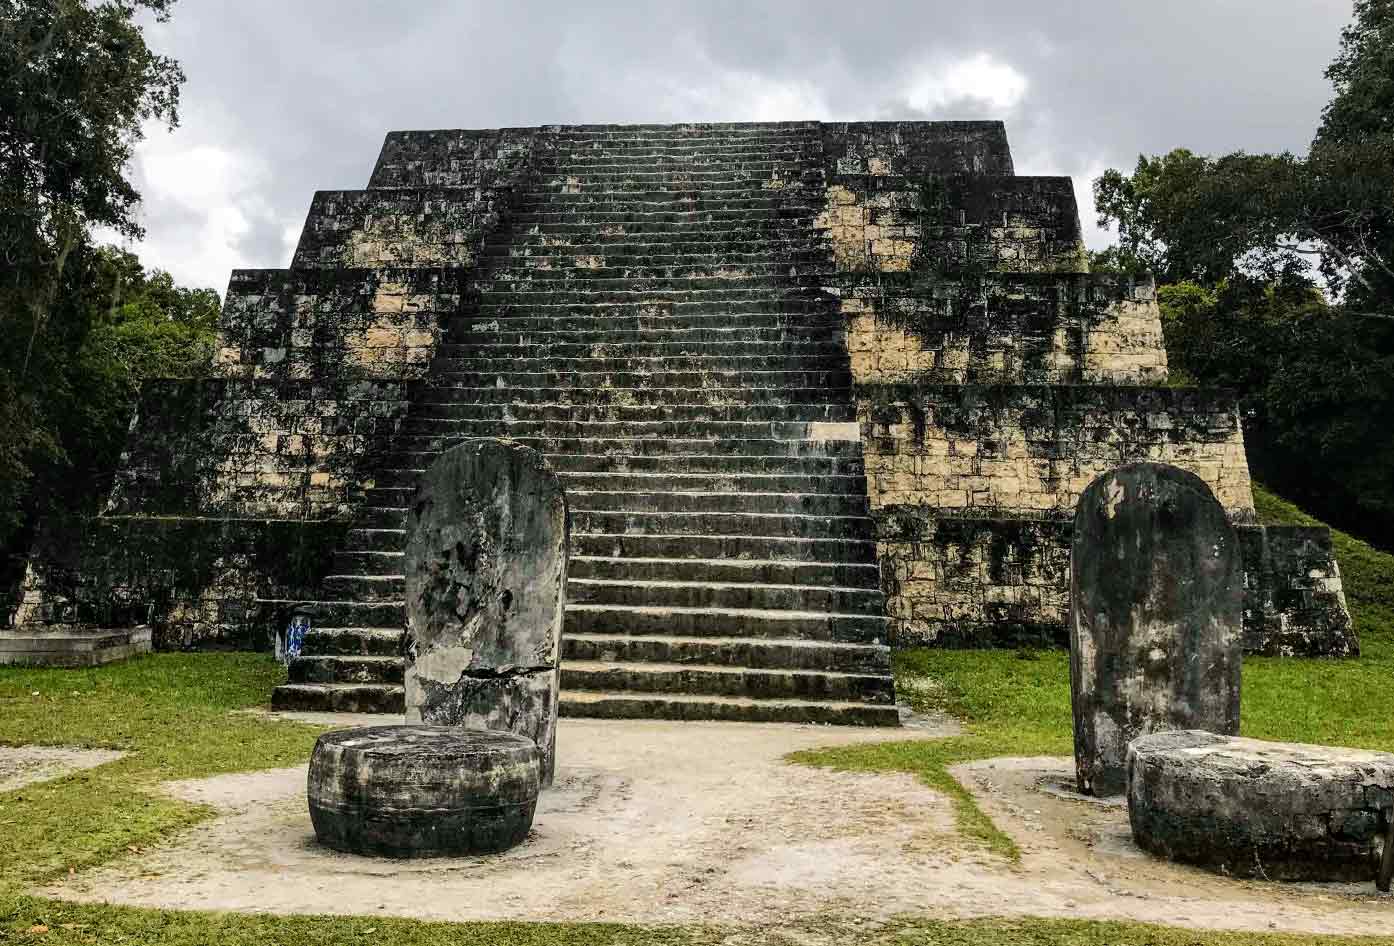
[
  {"x1": 1092, "y1": 0, "x2": 1394, "y2": 543},
  {"x1": 0, "y1": 1, "x2": 202, "y2": 547},
  {"x1": 1094, "y1": 2, "x2": 1394, "y2": 311}
]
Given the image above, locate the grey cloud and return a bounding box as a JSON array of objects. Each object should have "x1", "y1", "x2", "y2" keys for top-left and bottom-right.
[{"x1": 136, "y1": 0, "x2": 1355, "y2": 280}]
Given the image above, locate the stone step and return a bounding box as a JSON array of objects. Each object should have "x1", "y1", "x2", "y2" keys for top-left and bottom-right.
[
  {"x1": 539, "y1": 151, "x2": 813, "y2": 169},
  {"x1": 306, "y1": 576, "x2": 882, "y2": 620},
  {"x1": 561, "y1": 660, "x2": 893, "y2": 703},
  {"x1": 448, "y1": 327, "x2": 842, "y2": 348},
  {"x1": 430, "y1": 354, "x2": 847, "y2": 375},
  {"x1": 415, "y1": 386, "x2": 850, "y2": 407},
  {"x1": 390, "y1": 436, "x2": 863, "y2": 460},
  {"x1": 572, "y1": 532, "x2": 877, "y2": 563},
  {"x1": 355, "y1": 506, "x2": 406, "y2": 528},
  {"x1": 536, "y1": 172, "x2": 819, "y2": 190},
  {"x1": 559, "y1": 471, "x2": 865, "y2": 494},
  {"x1": 488, "y1": 262, "x2": 830, "y2": 282},
  {"x1": 558, "y1": 690, "x2": 896, "y2": 726},
  {"x1": 484, "y1": 246, "x2": 830, "y2": 268},
  {"x1": 343, "y1": 528, "x2": 406, "y2": 552},
  {"x1": 571, "y1": 509, "x2": 874, "y2": 541},
  {"x1": 553, "y1": 125, "x2": 814, "y2": 139},
  {"x1": 399, "y1": 419, "x2": 858, "y2": 442},
  {"x1": 567, "y1": 579, "x2": 882, "y2": 615},
  {"x1": 374, "y1": 455, "x2": 865, "y2": 487},
  {"x1": 412, "y1": 402, "x2": 855, "y2": 425},
  {"x1": 290, "y1": 654, "x2": 403, "y2": 685},
  {"x1": 569, "y1": 555, "x2": 879, "y2": 587},
  {"x1": 544, "y1": 142, "x2": 813, "y2": 159},
  {"x1": 365, "y1": 473, "x2": 866, "y2": 507},
  {"x1": 476, "y1": 286, "x2": 827, "y2": 306},
  {"x1": 563, "y1": 633, "x2": 889, "y2": 673},
  {"x1": 511, "y1": 219, "x2": 820, "y2": 239},
  {"x1": 471, "y1": 297, "x2": 834, "y2": 316},
  {"x1": 456, "y1": 312, "x2": 843, "y2": 335},
  {"x1": 487, "y1": 236, "x2": 826, "y2": 257},
  {"x1": 269, "y1": 680, "x2": 892, "y2": 725},
  {"x1": 430, "y1": 369, "x2": 852, "y2": 389},
  {"x1": 511, "y1": 208, "x2": 817, "y2": 228},
  {"x1": 322, "y1": 573, "x2": 404, "y2": 600},
  {"x1": 301, "y1": 626, "x2": 402, "y2": 655},
  {"x1": 271, "y1": 682, "x2": 404, "y2": 714},
  {"x1": 565, "y1": 604, "x2": 886, "y2": 644},
  {"x1": 322, "y1": 554, "x2": 880, "y2": 591},
  {"x1": 566, "y1": 490, "x2": 866, "y2": 517},
  {"x1": 513, "y1": 194, "x2": 813, "y2": 213},
  {"x1": 435, "y1": 340, "x2": 842, "y2": 360},
  {"x1": 327, "y1": 551, "x2": 404, "y2": 577}
]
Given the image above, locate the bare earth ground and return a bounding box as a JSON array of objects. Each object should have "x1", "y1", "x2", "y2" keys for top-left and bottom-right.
[
  {"x1": 0, "y1": 746, "x2": 124, "y2": 793},
  {"x1": 38, "y1": 717, "x2": 1392, "y2": 934}
]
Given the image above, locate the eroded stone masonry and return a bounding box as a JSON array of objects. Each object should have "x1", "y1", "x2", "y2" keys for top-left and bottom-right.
[{"x1": 3, "y1": 122, "x2": 1356, "y2": 722}]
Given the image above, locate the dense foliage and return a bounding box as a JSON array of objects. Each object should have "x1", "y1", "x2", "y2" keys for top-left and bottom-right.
[
  {"x1": 1092, "y1": 0, "x2": 1394, "y2": 545},
  {"x1": 0, "y1": 1, "x2": 213, "y2": 553}
]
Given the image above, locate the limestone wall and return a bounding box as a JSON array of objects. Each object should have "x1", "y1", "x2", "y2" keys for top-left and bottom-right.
[
  {"x1": 873, "y1": 508, "x2": 1356, "y2": 657},
  {"x1": 292, "y1": 188, "x2": 504, "y2": 270},
  {"x1": 840, "y1": 273, "x2": 1167, "y2": 386},
  {"x1": 858, "y1": 384, "x2": 1254, "y2": 518}
]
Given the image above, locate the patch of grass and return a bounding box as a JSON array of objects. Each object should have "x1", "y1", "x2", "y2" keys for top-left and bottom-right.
[
  {"x1": 1, "y1": 483, "x2": 1391, "y2": 944},
  {"x1": 794, "y1": 483, "x2": 1394, "y2": 863},
  {"x1": 0, "y1": 654, "x2": 323, "y2": 894}
]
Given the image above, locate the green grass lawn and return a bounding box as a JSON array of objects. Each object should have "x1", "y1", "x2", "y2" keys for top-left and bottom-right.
[
  {"x1": 792, "y1": 484, "x2": 1394, "y2": 859},
  {"x1": 1, "y1": 483, "x2": 1391, "y2": 945}
]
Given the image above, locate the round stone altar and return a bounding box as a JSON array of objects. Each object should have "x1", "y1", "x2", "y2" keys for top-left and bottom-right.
[
  {"x1": 308, "y1": 726, "x2": 541, "y2": 858},
  {"x1": 1128, "y1": 730, "x2": 1394, "y2": 882}
]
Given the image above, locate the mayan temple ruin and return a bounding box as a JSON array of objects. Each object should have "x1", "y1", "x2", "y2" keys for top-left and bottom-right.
[{"x1": 3, "y1": 121, "x2": 1356, "y2": 720}]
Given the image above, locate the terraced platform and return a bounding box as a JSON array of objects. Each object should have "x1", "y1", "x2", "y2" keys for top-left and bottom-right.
[{"x1": 271, "y1": 123, "x2": 897, "y2": 724}]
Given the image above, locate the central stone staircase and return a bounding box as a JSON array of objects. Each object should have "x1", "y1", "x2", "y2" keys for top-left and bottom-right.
[{"x1": 271, "y1": 123, "x2": 897, "y2": 724}]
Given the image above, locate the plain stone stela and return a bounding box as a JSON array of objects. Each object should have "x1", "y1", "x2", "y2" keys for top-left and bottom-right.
[
  {"x1": 1069, "y1": 462, "x2": 1243, "y2": 796},
  {"x1": 403, "y1": 439, "x2": 568, "y2": 786}
]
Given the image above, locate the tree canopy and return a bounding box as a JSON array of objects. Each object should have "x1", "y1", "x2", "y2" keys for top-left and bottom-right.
[
  {"x1": 1, "y1": 0, "x2": 213, "y2": 550},
  {"x1": 1092, "y1": 0, "x2": 1394, "y2": 543}
]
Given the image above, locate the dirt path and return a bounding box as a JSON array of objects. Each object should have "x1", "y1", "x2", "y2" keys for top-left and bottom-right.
[
  {"x1": 0, "y1": 746, "x2": 124, "y2": 793},
  {"x1": 37, "y1": 719, "x2": 1392, "y2": 934}
]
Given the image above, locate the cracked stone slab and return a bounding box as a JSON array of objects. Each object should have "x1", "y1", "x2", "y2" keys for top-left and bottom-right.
[
  {"x1": 1069, "y1": 462, "x2": 1242, "y2": 796},
  {"x1": 403, "y1": 439, "x2": 568, "y2": 784}
]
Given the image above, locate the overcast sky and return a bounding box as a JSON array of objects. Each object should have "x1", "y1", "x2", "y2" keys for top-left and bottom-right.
[{"x1": 114, "y1": 0, "x2": 1356, "y2": 292}]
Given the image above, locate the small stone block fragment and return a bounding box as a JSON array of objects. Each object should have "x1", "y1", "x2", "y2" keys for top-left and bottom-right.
[
  {"x1": 308, "y1": 725, "x2": 541, "y2": 857},
  {"x1": 1128, "y1": 730, "x2": 1394, "y2": 882},
  {"x1": 1069, "y1": 462, "x2": 1242, "y2": 796}
]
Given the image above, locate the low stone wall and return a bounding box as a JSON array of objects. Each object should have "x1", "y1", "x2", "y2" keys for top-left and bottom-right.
[
  {"x1": 13, "y1": 517, "x2": 348, "y2": 650},
  {"x1": 858, "y1": 383, "x2": 1254, "y2": 517},
  {"x1": 874, "y1": 507, "x2": 1356, "y2": 657}
]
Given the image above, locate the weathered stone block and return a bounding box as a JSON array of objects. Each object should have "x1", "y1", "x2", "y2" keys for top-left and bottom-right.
[
  {"x1": 403, "y1": 439, "x2": 568, "y2": 785},
  {"x1": 1128, "y1": 730, "x2": 1394, "y2": 882},
  {"x1": 308, "y1": 726, "x2": 540, "y2": 857},
  {"x1": 1069, "y1": 462, "x2": 1243, "y2": 796}
]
